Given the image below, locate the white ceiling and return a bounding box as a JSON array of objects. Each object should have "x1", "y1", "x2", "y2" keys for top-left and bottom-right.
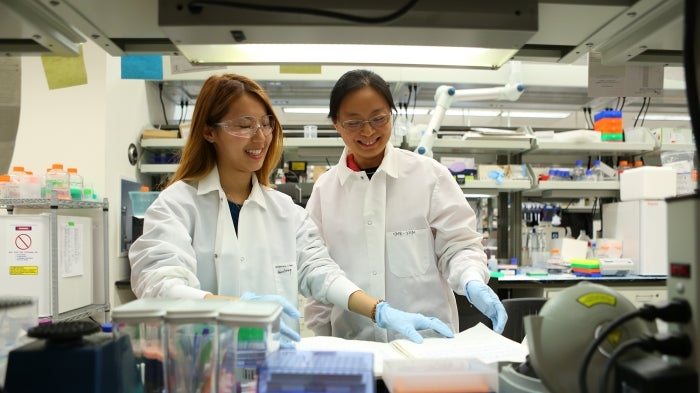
[{"x1": 0, "y1": 0, "x2": 690, "y2": 126}]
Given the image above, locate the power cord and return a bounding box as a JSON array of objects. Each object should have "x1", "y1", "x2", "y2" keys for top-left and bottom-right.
[
  {"x1": 598, "y1": 332, "x2": 692, "y2": 393},
  {"x1": 187, "y1": 0, "x2": 418, "y2": 24},
  {"x1": 640, "y1": 97, "x2": 651, "y2": 127},
  {"x1": 578, "y1": 299, "x2": 692, "y2": 393},
  {"x1": 633, "y1": 97, "x2": 648, "y2": 127},
  {"x1": 184, "y1": 100, "x2": 190, "y2": 123},
  {"x1": 159, "y1": 82, "x2": 168, "y2": 126},
  {"x1": 411, "y1": 83, "x2": 418, "y2": 122}
]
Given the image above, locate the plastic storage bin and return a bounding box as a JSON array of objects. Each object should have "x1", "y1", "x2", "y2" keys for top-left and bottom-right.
[
  {"x1": 129, "y1": 188, "x2": 160, "y2": 218},
  {"x1": 164, "y1": 300, "x2": 224, "y2": 393},
  {"x1": 112, "y1": 298, "x2": 169, "y2": 393},
  {"x1": 382, "y1": 357, "x2": 498, "y2": 393},
  {"x1": 215, "y1": 300, "x2": 282, "y2": 393}
]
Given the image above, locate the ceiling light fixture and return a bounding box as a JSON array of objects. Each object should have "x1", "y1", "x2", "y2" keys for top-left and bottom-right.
[
  {"x1": 505, "y1": 110, "x2": 571, "y2": 119},
  {"x1": 643, "y1": 114, "x2": 691, "y2": 121},
  {"x1": 283, "y1": 107, "x2": 575, "y2": 120},
  {"x1": 463, "y1": 192, "x2": 498, "y2": 199},
  {"x1": 284, "y1": 107, "x2": 433, "y2": 115},
  {"x1": 160, "y1": 1, "x2": 537, "y2": 68},
  {"x1": 446, "y1": 109, "x2": 503, "y2": 117},
  {"x1": 282, "y1": 107, "x2": 328, "y2": 114},
  {"x1": 178, "y1": 44, "x2": 519, "y2": 69}
]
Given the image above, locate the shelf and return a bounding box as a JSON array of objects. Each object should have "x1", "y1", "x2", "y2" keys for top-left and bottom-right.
[
  {"x1": 432, "y1": 137, "x2": 534, "y2": 155},
  {"x1": 139, "y1": 138, "x2": 186, "y2": 149},
  {"x1": 0, "y1": 198, "x2": 107, "y2": 209},
  {"x1": 563, "y1": 205, "x2": 599, "y2": 213},
  {"x1": 523, "y1": 180, "x2": 620, "y2": 198},
  {"x1": 283, "y1": 137, "x2": 346, "y2": 148},
  {"x1": 282, "y1": 137, "x2": 347, "y2": 163},
  {"x1": 460, "y1": 179, "x2": 532, "y2": 196},
  {"x1": 654, "y1": 143, "x2": 697, "y2": 152},
  {"x1": 531, "y1": 141, "x2": 656, "y2": 156},
  {"x1": 55, "y1": 304, "x2": 110, "y2": 322},
  {"x1": 138, "y1": 163, "x2": 180, "y2": 174},
  {"x1": 0, "y1": 198, "x2": 110, "y2": 323}
]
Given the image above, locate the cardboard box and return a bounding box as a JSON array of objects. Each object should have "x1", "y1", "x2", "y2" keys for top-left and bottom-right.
[
  {"x1": 141, "y1": 129, "x2": 179, "y2": 139},
  {"x1": 620, "y1": 166, "x2": 676, "y2": 201}
]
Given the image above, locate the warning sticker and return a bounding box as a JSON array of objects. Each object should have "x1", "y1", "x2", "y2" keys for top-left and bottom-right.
[
  {"x1": 10, "y1": 266, "x2": 39, "y2": 275},
  {"x1": 5, "y1": 223, "x2": 42, "y2": 265}
]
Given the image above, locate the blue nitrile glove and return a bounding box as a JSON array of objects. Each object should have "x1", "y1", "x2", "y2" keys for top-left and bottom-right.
[
  {"x1": 465, "y1": 281, "x2": 508, "y2": 334},
  {"x1": 375, "y1": 302, "x2": 454, "y2": 344},
  {"x1": 488, "y1": 170, "x2": 505, "y2": 185},
  {"x1": 240, "y1": 292, "x2": 301, "y2": 346}
]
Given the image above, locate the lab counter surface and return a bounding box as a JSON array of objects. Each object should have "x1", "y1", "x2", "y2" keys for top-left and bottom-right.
[
  {"x1": 117, "y1": 274, "x2": 667, "y2": 334},
  {"x1": 494, "y1": 274, "x2": 666, "y2": 296},
  {"x1": 456, "y1": 274, "x2": 667, "y2": 331}
]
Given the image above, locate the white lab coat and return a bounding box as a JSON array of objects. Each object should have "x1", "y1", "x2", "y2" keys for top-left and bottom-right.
[
  {"x1": 305, "y1": 144, "x2": 488, "y2": 342},
  {"x1": 129, "y1": 167, "x2": 360, "y2": 332}
]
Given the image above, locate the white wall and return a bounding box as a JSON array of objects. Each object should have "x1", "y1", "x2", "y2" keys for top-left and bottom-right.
[{"x1": 10, "y1": 40, "x2": 153, "y2": 313}]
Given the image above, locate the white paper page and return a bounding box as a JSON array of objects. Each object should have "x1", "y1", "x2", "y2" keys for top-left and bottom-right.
[
  {"x1": 390, "y1": 323, "x2": 528, "y2": 364},
  {"x1": 61, "y1": 221, "x2": 84, "y2": 277},
  {"x1": 296, "y1": 336, "x2": 404, "y2": 377}
]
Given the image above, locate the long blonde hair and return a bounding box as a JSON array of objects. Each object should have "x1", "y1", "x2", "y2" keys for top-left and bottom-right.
[{"x1": 168, "y1": 74, "x2": 283, "y2": 188}]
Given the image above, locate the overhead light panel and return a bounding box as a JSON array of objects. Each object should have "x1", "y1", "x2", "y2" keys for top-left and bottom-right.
[
  {"x1": 505, "y1": 110, "x2": 571, "y2": 119},
  {"x1": 178, "y1": 44, "x2": 519, "y2": 69},
  {"x1": 446, "y1": 109, "x2": 503, "y2": 117},
  {"x1": 285, "y1": 106, "x2": 432, "y2": 115},
  {"x1": 159, "y1": 0, "x2": 537, "y2": 69},
  {"x1": 643, "y1": 114, "x2": 690, "y2": 121},
  {"x1": 283, "y1": 107, "x2": 328, "y2": 114}
]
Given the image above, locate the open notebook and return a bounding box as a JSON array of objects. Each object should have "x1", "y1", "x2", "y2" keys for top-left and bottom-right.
[{"x1": 296, "y1": 322, "x2": 528, "y2": 377}]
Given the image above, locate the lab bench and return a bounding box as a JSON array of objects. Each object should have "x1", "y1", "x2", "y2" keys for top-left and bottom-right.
[
  {"x1": 455, "y1": 274, "x2": 667, "y2": 332},
  {"x1": 494, "y1": 274, "x2": 667, "y2": 306}
]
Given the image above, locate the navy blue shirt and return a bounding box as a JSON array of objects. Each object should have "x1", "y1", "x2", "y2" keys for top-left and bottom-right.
[{"x1": 228, "y1": 201, "x2": 243, "y2": 233}]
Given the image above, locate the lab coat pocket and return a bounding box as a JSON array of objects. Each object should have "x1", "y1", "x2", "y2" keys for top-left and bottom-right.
[
  {"x1": 272, "y1": 262, "x2": 297, "y2": 302},
  {"x1": 386, "y1": 228, "x2": 432, "y2": 277}
]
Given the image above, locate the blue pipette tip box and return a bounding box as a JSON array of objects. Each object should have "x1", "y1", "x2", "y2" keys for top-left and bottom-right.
[{"x1": 258, "y1": 350, "x2": 374, "y2": 393}]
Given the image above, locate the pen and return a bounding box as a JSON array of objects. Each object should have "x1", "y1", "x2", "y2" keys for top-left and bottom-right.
[{"x1": 193, "y1": 327, "x2": 213, "y2": 393}]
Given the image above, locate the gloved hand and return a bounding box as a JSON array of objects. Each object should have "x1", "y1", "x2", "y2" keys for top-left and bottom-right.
[
  {"x1": 465, "y1": 281, "x2": 508, "y2": 334},
  {"x1": 240, "y1": 292, "x2": 301, "y2": 347},
  {"x1": 375, "y1": 302, "x2": 454, "y2": 343}
]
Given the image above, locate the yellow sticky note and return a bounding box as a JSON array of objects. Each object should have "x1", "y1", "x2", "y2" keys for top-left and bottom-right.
[{"x1": 41, "y1": 44, "x2": 88, "y2": 89}]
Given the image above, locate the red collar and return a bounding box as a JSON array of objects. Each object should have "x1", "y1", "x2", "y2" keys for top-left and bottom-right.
[{"x1": 346, "y1": 154, "x2": 362, "y2": 172}]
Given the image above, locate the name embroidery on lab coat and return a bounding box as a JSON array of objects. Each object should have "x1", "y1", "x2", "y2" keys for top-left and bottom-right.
[
  {"x1": 275, "y1": 264, "x2": 293, "y2": 275},
  {"x1": 392, "y1": 230, "x2": 416, "y2": 237}
]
